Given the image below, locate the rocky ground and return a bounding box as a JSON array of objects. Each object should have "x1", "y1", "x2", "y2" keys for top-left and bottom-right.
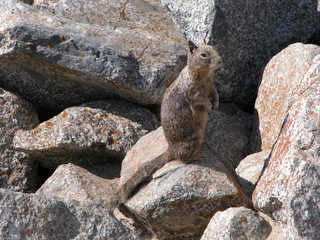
[{"x1": 0, "y1": 0, "x2": 319, "y2": 239}]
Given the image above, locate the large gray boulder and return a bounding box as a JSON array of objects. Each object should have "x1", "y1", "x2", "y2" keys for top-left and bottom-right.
[
  {"x1": 161, "y1": 0, "x2": 320, "y2": 107},
  {"x1": 0, "y1": 87, "x2": 39, "y2": 192},
  {"x1": 0, "y1": 188, "x2": 142, "y2": 240},
  {"x1": 0, "y1": 1, "x2": 186, "y2": 117}
]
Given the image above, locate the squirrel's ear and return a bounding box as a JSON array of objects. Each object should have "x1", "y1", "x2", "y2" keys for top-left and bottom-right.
[
  {"x1": 188, "y1": 40, "x2": 198, "y2": 54},
  {"x1": 200, "y1": 36, "x2": 206, "y2": 45}
]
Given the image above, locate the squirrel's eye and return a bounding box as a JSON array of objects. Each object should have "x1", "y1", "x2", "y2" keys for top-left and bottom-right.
[{"x1": 201, "y1": 53, "x2": 207, "y2": 58}]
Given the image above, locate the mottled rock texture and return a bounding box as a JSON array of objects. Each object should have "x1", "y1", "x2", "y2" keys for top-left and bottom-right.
[
  {"x1": 200, "y1": 207, "x2": 272, "y2": 240},
  {"x1": 124, "y1": 153, "x2": 251, "y2": 240},
  {"x1": 0, "y1": 87, "x2": 39, "y2": 192},
  {"x1": 161, "y1": 0, "x2": 320, "y2": 107},
  {"x1": 0, "y1": 188, "x2": 142, "y2": 240},
  {"x1": 250, "y1": 43, "x2": 320, "y2": 152},
  {"x1": 119, "y1": 125, "x2": 251, "y2": 239},
  {"x1": 0, "y1": 1, "x2": 186, "y2": 118},
  {"x1": 36, "y1": 163, "x2": 119, "y2": 209},
  {"x1": 253, "y1": 58, "x2": 320, "y2": 239},
  {"x1": 236, "y1": 150, "x2": 271, "y2": 196},
  {"x1": 206, "y1": 103, "x2": 252, "y2": 169},
  {"x1": 13, "y1": 100, "x2": 159, "y2": 170},
  {"x1": 118, "y1": 126, "x2": 168, "y2": 207}
]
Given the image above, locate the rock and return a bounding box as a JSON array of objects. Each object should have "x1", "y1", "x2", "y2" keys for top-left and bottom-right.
[
  {"x1": 124, "y1": 154, "x2": 251, "y2": 240},
  {"x1": 161, "y1": 0, "x2": 320, "y2": 107},
  {"x1": 13, "y1": 99, "x2": 159, "y2": 170},
  {"x1": 260, "y1": 212, "x2": 285, "y2": 240},
  {"x1": 0, "y1": 87, "x2": 39, "y2": 192},
  {"x1": 236, "y1": 150, "x2": 271, "y2": 196},
  {"x1": 118, "y1": 103, "x2": 251, "y2": 206},
  {"x1": 253, "y1": 60, "x2": 320, "y2": 239},
  {"x1": 200, "y1": 207, "x2": 272, "y2": 240},
  {"x1": 0, "y1": 1, "x2": 186, "y2": 118},
  {"x1": 117, "y1": 126, "x2": 168, "y2": 206},
  {"x1": 250, "y1": 43, "x2": 320, "y2": 152},
  {"x1": 0, "y1": 188, "x2": 142, "y2": 240},
  {"x1": 119, "y1": 125, "x2": 251, "y2": 239},
  {"x1": 36, "y1": 163, "x2": 119, "y2": 209},
  {"x1": 206, "y1": 103, "x2": 253, "y2": 169}
]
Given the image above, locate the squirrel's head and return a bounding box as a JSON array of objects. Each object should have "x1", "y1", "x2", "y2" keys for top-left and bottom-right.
[{"x1": 187, "y1": 37, "x2": 222, "y2": 72}]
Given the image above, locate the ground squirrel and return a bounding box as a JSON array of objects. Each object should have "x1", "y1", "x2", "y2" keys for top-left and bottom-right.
[
  {"x1": 113, "y1": 38, "x2": 221, "y2": 209},
  {"x1": 161, "y1": 37, "x2": 222, "y2": 162}
]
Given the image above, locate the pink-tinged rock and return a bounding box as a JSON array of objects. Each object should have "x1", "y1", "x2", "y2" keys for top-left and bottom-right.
[
  {"x1": 0, "y1": 87, "x2": 39, "y2": 192},
  {"x1": 36, "y1": 163, "x2": 119, "y2": 209},
  {"x1": 253, "y1": 61, "x2": 320, "y2": 239},
  {"x1": 200, "y1": 207, "x2": 271, "y2": 240},
  {"x1": 250, "y1": 43, "x2": 320, "y2": 152},
  {"x1": 13, "y1": 100, "x2": 159, "y2": 170},
  {"x1": 236, "y1": 150, "x2": 271, "y2": 196}
]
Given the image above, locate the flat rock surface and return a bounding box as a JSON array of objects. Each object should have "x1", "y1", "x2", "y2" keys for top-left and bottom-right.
[
  {"x1": 13, "y1": 100, "x2": 159, "y2": 170},
  {"x1": 0, "y1": 1, "x2": 186, "y2": 117},
  {"x1": 253, "y1": 59, "x2": 320, "y2": 239},
  {"x1": 0, "y1": 188, "x2": 142, "y2": 240},
  {"x1": 0, "y1": 87, "x2": 39, "y2": 192},
  {"x1": 201, "y1": 207, "x2": 271, "y2": 240},
  {"x1": 251, "y1": 43, "x2": 320, "y2": 152}
]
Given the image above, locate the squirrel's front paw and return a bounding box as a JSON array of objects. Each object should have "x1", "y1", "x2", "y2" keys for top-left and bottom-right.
[{"x1": 213, "y1": 100, "x2": 219, "y2": 110}]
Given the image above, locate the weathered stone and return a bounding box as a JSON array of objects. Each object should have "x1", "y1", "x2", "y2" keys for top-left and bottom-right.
[
  {"x1": 260, "y1": 212, "x2": 285, "y2": 240},
  {"x1": 0, "y1": 0, "x2": 33, "y2": 15},
  {"x1": 0, "y1": 188, "x2": 142, "y2": 240},
  {"x1": 253, "y1": 62, "x2": 320, "y2": 239},
  {"x1": 119, "y1": 124, "x2": 251, "y2": 239},
  {"x1": 161, "y1": 0, "x2": 320, "y2": 107},
  {"x1": 236, "y1": 150, "x2": 271, "y2": 196},
  {"x1": 0, "y1": 87, "x2": 39, "y2": 192},
  {"x1": 36, "y1": 163, "x2": 119, "y2": 209},
  {"x1": 124, "y1": 153, "x2": 251, "y2": 240},
  {"x1": 0, "y1": 1, "x2": 186, "y2": 117},
  {"x1": 13, "y1": 99, "x2": 159, "y2": 170},
  {"x1": 206, "y1": 103, "x2": 253, "y2": 169},
  {"x1": 117, "y1": 126, "x2": 168, "y2": 206},
  {"x1": 250, "y1": 43, "x2": 320, "y2": 152},
  {"x1": 200, "y1": 207, "x2": 272, "y2": 240}
]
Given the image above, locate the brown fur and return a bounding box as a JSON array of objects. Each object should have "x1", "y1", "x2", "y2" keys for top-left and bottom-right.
[{"x1": 161, "y1": 38, "x2": 221, "y2": 162}]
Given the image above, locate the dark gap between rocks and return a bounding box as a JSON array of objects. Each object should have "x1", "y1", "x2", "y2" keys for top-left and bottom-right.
[
  {"x1": 36, "y1": 166, "x2": 53, "y2": 191},
  {"x1": 22, "y1": 0, "x2": 34, "y2": 5}
]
